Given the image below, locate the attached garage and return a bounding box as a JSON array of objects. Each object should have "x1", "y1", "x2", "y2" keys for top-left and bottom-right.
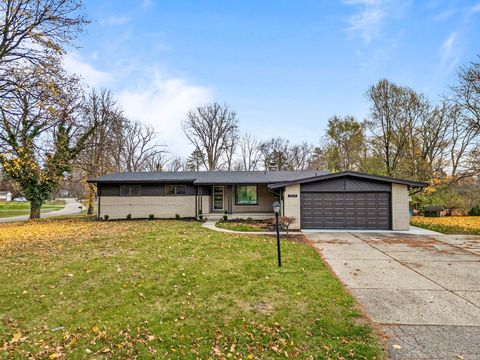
[{"x1": 269, "y1": 172, "x2": 428, "y2": 231}]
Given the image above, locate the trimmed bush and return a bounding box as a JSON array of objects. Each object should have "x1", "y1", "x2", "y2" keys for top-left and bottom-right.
[
  {"x1": 103, "y1": 215, "x2": 109, "y2": 221},
  {"x1": 126, "y1": 213, "x2": 132, "y2": 220},
  {"x1": 175, "y1": 214, "x2": 180, "y2": 220},
  {"x1": 469, "y1": 205, "x2": 480, "y2": 216},
  {"x1": 149, "y1": 214, "x2": 155, "y2": 220}
]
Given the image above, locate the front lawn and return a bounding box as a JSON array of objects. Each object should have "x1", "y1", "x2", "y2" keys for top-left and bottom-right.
[
  {"x1": 0, "y1": 218, "x2": 384, "y2": 359},
  {"x1": 0, "y1": 200, "x2": 65, "y2": 218},
  {"x1": 411, "y1": 216, "x2": 480, "y2": 234}
]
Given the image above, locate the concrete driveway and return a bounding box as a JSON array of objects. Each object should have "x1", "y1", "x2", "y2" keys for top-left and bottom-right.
[
  {"x1": 0, "y1": 198, "x2": 82, "y2": 223},
  {"x1": 304, "y1": 231, "x2": 480, "y2": 359}
]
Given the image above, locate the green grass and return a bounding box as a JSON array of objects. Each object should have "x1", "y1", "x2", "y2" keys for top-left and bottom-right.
[
  {"x1": 0, "y1": 218, "x2": 384, "y2": 359},
  {"x1": 0, "y1": 200, "x2": 65, "y2": 218},
  {"x1": 216, "y1": 221, "x2": 265, "y2": 232}
]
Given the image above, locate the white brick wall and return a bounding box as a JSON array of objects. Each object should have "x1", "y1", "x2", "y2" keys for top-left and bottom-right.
[
  {"x1": 99, "y1": 196, "x2": 196, "y2": 219},
  {"x1": 283, "y1": 184, "x2": 301, "y2": 229},
  {"x1": 392, "y1": 184, "x2": 409, "y2": 231}
]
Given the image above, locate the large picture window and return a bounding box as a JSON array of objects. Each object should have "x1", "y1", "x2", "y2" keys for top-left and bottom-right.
[
  {"x1": 165, "y1": 185, "x2": 187, "y2": 195},
  {"x1": 120, "y1": 185, "x2": 141, "y2": 196},
  {"x1": 236, "y1": 185, "x2": 258, "y2": 205}
]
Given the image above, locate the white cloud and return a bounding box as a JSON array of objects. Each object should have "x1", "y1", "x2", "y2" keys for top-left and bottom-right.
[
  {"x1": 343, "y1": 0, "x2": 408, "y2": 44},
  {"x1": 63, "y1": 53, "x2": 213, "y2": 157},
  {"x1": 63, "y1": 53, "x2": 114, "y2": 87},
  {"x1": 101, "y1": 15, "x2": 130, "y2": 26},
  {"x1": 439, "y1": 32, "x2": 460, "y2": 74},
  {"x1": 116, "y1": 71, "x2": 212, "y2": 156},
  {"x1": 470, "y1": 2, "x2": 480, "y2": 14},
  {"x1": 142, "y1": 0, "x2": 153, "y2": 9}
]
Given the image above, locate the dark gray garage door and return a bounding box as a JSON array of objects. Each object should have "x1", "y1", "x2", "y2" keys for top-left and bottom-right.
[{"x1": 301, "y1": 192, "x2": 391, "y2": 230}]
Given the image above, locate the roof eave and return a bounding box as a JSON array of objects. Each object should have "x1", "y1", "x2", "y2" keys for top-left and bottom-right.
[{"x1": 268, "y1": 171, "x2": 429, "y2": 189}]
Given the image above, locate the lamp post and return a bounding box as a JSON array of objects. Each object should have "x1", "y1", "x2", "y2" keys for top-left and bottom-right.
[{"x1": 272, "y1": 201, "x2": 281, "y2": 267}]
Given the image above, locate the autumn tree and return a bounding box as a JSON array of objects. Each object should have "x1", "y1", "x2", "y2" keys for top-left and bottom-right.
[
  {"x1": 323, "y1": 115, "x2": 366, "y2": 172},
  {"x1": 367, "y1": 79, "x2": 427, "y2": 176},
  {"x1": 0, "y1": 66, "x2": 99, "y2": 218},
  {"x1": 0, "y1": 0, "x2": 88, "y2": 67},
  {"x1": 289, "y1": 142, "x2": 313, "y2": 170},
  {"x1": 183, "y1": 102, "x2": 239, "y2": 170}
]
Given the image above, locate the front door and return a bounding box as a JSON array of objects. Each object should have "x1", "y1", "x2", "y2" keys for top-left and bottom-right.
[{"x1": 213, "y1": 186, "x2": 224, "y2": 210}]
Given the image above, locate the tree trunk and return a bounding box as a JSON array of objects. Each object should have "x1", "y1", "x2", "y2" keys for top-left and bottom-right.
[
  {"x1": 87, "y1": 183, "x2": 96, "y2": 215},
  {"x1": 30, "y1": 202, "x2": 41, "y2": 219}
]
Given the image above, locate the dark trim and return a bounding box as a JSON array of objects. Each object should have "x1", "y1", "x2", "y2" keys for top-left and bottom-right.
[
  {"x1": 234, "y1": 184, "x2": 259, "y2": 206},
  {"x1": 268, "y1": 171, "x2": 428, "y2": 189}
]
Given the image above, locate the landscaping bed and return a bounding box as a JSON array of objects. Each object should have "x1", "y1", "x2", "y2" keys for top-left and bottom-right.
[
  {"x1": 216, "y1": 218, "x2": 300, "y2": 233},
  {"x1": 410, "y1": 216, "x2": 480, "y2": 235},
  {"x1": 0, "y1": 217, "x2": 383, "y2": 359}
]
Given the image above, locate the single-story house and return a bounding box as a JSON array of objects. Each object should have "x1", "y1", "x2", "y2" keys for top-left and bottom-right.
[
  {"x1": 0, "y1": 191, "x2": 12, "y2": 202},
  {"x1": 88, "y1": 170, "x2": 427, "y2": 231}
]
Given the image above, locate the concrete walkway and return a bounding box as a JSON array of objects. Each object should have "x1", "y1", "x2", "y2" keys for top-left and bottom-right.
[
  {"x1": 0, "y1": 198, "x2": 83, "y2": 223},
  {"x1": 305, "y1": 231, "x2": 480, "y2": 359}
]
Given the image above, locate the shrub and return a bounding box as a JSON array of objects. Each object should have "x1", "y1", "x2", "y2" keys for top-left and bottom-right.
[
  {"x1": 149, "y1": 214, "x2": 155, "y2": 220},
  {"x1": 246, "y1": 217, "x2": 253, "y2": 222},
  {"x1": 223, "y1": 215, "x2": 228, "y2": 221},
  {"x1": 469, "y1": 205, "x2": 480, "y2": 216},
  {"x1": 126, "y1": 213, "x2": 132, "y2": 220},
  {"x1": 103, "y1": 215, "x2": 109, "y2": 221},
  {"x1": 175, "y1": 214, "x2": 180, "y2": 220}
]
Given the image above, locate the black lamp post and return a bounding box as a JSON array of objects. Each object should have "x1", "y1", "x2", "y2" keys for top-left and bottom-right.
[{"x1": 272, "y1": 201, "x2": 281, "y2": 267}]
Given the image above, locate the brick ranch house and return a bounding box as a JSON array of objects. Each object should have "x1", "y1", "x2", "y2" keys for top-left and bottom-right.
[{"x1": 88, "y1": 171, "x2": 427, "y2": 231}]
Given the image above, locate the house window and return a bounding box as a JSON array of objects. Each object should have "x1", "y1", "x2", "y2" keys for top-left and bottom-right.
[
  {"x1": 120, "y1": 185, "x2": 141, "y2": 196},
  {"x1": 165, "y1": 185, "x2": 187, "y2": 195},
  {"x1": 236, "y1": 185, "x2": 258, "y2": 205}
]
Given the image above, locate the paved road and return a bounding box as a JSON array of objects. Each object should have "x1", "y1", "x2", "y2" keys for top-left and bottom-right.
[
  {"x1": 304, "y1": 231, "x2": 480, "y2": 359},
  {"x1": 0, "y1": 198, "x2": 83, "y2": 223}
]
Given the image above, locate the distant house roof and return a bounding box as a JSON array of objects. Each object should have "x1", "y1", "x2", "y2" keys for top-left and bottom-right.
[
  {"x1": 88, "y1": 170, "x2": 329, "y2": 185},
  {"x1": 268, "y1": 171, "x2": 428, "y2": 189}
]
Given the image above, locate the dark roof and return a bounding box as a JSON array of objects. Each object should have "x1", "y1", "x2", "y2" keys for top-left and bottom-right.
[
  {"x1": 268, "y1": 171, "x2": 429, "y2": 189},
  {"x1": 89, "y1": 170, "x2": 329, "y2": 185}
]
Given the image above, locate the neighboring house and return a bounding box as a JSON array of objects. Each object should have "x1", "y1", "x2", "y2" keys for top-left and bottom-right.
[
  {"x1": 88, "y1": 171, "x2": 427, "y2": 231},
  {"x1": 0, "y1": 191, "x2": 12, "y2": 202}
]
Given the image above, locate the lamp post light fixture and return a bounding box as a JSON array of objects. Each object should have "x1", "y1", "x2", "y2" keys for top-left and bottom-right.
[{"x1": 272, "y1": 201, "x2": 282, "y2": 267}]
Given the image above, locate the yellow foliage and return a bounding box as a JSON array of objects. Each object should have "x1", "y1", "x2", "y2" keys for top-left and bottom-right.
[{"x1": 411, "y1": 216, "x2": 480, "y2": 232}]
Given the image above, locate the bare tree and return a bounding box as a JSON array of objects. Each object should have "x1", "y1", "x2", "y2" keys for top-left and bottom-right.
[
  {"x1": 144, "y1": 152, "x2": 169, "y2": 172},
  {"x1": 0, "y1": 0, "x2": 88, "y2": 67},
  {"x1": 289, "y1": 142, "x2": 313, "y2": 170},
  {"x1": 452, "y1": 57, "x2": 480, "y2": 129},
  {"x1": 183, "y1": 102, "x2": 239, "y2": 170},
  {"x1": 239, "y1": 133, "x2": 260, "y2": 171},
  {"x1": 121, "y1": 121, "x2": 166, "y2": 172},
  {"x1": 168, "y1": 157, "x2": 186, "y2": 172},
  {"x1": 76, "y1": 89, "x2": 123, "y2": 214}
]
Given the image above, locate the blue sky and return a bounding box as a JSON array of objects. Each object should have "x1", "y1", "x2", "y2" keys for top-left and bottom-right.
[{"x1": 66, "y1": 0, "x2": 480, "y2": 156}]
